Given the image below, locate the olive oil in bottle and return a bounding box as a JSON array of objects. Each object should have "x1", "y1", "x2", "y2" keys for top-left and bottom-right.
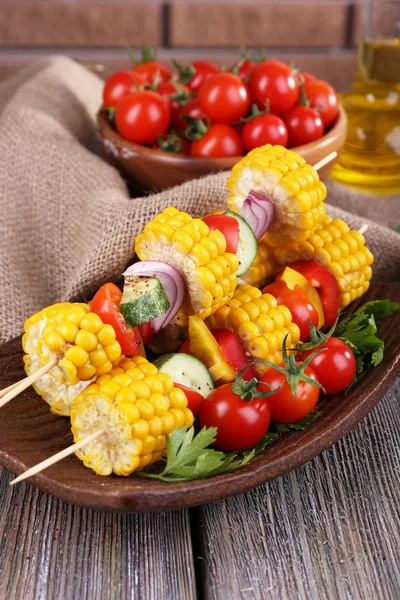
[{"x1": 331, "y1": 36, "x2": 400, "y2": 191}]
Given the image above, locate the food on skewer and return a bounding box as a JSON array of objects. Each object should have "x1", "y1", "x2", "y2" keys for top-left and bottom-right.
[
  {"x1": 242, "y1": 214, "x2": 374, "y2": 310},
  {"x1": 22, "y1": 302, "x2": 123, "y2": 415},
  {"x1": 226, "y1": 145, "x2": 327, "y2": 246},
  {"x1": 67, "y1": 356, "x2": 193, "y2": 475},
  {"x1": 207, "y1": 284, "x2": 301, "y2": 367},
  {"x1": 5, "y1": 144, "x2": 388, "y2": 487},
  {"x1": 135, "y1": 207, "x2": 240, "y2": 329}
]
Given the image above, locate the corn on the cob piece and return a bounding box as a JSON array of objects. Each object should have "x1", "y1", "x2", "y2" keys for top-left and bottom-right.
[
  {"x1": 135, "y1": 207, "x2": 239, "y2": 325},
  {"x1": 227, "y1": 144, "x2": 327, "y2": 246},
  {"x1": 70, "y1": 356, "x2": 194, "y2": 476},
  {"x1": 207, "y1": 284, "x2": 301, "y2": 366},
  {"x1": 242, "y1": 215, "x2": 374, "y2": 309},
  {"x1": 289, "y1": 215, "x2": 374, "y2": 309},
  {"x1": 22, "y1": 302, "x2": 122, "y2": 416}
]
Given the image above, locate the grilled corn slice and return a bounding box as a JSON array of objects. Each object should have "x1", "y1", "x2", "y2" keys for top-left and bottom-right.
[
  {"x1": 70, "y1": 356, "x2": 194, "y2": 476},
  {"x1": 135, "y1": 207, "x2": 239, "y2": 324},
  {"x1": 227, "y1": 144, "x2": 327, "y2": 246},
  {"x1": 22, "y1": 302, "x2": 122, "y2": 416},
  {"x1": 207, "y1": 284, "x2": 301, "y2": 365},
  {"x1": 243, "y1": 215, "x2": 374, "y2": 309},
  {"x1": 288, "y1": 215, "x2": 374, "y2": 309}
]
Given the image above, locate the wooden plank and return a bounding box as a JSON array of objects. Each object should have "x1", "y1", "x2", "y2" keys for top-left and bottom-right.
[
  {"x1": 0, "y1": 50, "x2": 358, "y2": 92},
  {"x1": 0, "y1": 2, "x2": 162, "y2": 47},
  {"x1": 0, "y1": 469, "x2": 196, "y2": 600},
  {"x1": 197, "y1": 380, "x2": 400, "y2": 599},
  {"x1": 168, "y1": 2, "x2": 349, "y2": 48}
]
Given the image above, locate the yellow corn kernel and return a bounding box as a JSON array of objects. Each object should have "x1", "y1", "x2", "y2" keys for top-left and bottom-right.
[
  {"x1": 65, "y1": 345, "x2": 89, "y2": 368},
  {"x1": 43, "y1": 331, "x2": 65, "y2": 353},
  {"x1": 65, "y1": 306, "x2": 88, "y2": 326},
  {"x1": 105, "y1": 341, "x2": 122, "y2": 363},
  {"x1": 77, "y1": 365, "x2": 97, "y2": 381},
  {"x1": 57, "y1": 322, "x2": 78, "y2": 344},
  {"x1": 75, "y1": 330, "x2": 98, "y2": 352},
  {"x1": 89, "y1": 348, "x2": 108, "y2": 367},
  {"x1": 97, "y1": 324, "x2": 116, "y2": 346},
  {"x1": 80, "y1": 313, "x2": 103, "y2": 334}
]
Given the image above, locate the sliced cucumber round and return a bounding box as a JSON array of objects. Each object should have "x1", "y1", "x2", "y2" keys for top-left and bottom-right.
[
  {"x1": 224, "y1": 210, "x2": 258, "y2": 276},
  {"x1": 153, "y1": 353, "x2": 215, "y2": 398},
  {"x1": 120, "y1": 275, "x2": 170, "y2": 328}
]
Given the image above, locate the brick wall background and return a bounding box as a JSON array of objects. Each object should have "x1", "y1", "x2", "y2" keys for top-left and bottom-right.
[{"x1": 0, "y1": 0, "x2": 364, "y2": 91}]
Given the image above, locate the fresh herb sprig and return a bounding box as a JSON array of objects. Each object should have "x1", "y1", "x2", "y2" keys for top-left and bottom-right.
[
  {"x1": 138, "y1": 426, "x2": 254, "y2": 483},
  {"x1": 333, "y1": 300, "x2": 399, "y2": 372},
  {"x1": 139, "y1": 411, "x2": 320, "y2": 483}
]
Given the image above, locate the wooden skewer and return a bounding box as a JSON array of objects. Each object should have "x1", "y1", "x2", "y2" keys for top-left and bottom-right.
[
  {"x1": 358, "y1": 224, "x2": 369, "y2": 235},
  {"x1": 0, "y1": 357, "x2": 58, "y2": 409},
  {"x1": 10, "y1": 428, "x2": 106, "y2": 485},
  {"x1": 312, "y1": 151, "x2": 338, "y2": 172},
  {"x1": 0, "y1": 380, "x2": 23, "y2": 399}
]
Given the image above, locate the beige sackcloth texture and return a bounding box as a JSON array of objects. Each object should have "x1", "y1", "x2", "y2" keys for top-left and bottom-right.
[{"x1": 0, "y1": 56, "x2": 399, "y2": 343}]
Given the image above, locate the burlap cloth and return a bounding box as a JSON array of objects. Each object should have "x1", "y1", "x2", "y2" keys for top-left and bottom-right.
[{"x1": 0, "y1": 56, "x2": 399, "y2": 343}]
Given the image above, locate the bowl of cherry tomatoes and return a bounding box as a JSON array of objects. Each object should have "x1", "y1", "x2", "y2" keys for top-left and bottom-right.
[{"x1": 97, "y1": 49, "x2": 347, "y2": 191}]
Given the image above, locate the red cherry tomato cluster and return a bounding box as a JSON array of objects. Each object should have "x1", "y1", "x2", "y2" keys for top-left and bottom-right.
[{"x1": 102, "y1": 48, "x2": 339, "y2": 157}]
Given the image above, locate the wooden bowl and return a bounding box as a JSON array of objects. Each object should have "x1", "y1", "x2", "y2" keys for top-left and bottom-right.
[{"x1": 97, "y1": 106, "x2": 347, "y2": 192}]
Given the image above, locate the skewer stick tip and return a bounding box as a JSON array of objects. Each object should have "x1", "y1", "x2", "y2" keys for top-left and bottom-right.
[
  {"x1": 9, "y1": 428, "x2": 106, "y2": 486},
  {"x1": 312, "y1": 151, "x2": 338, "y2": 172}
]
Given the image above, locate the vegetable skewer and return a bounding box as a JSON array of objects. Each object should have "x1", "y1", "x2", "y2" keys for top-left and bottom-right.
[
  {"x1": 1, "y1": 303, "x2": 123, "y2": 415},
  {"x1": 10, "y1": 357, "x2": 194, "y2": 483}
]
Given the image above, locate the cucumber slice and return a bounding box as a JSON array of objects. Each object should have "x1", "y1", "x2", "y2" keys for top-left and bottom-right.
[
  {"x1": 120, "y1": 275, "x2": 170, "y2": 328},
  {"x1": 224, "y1": 210, "x2": 258, "y2": 276},
  {"x1": 153, "y1": 353, "x2": 215, "y2": 398}
]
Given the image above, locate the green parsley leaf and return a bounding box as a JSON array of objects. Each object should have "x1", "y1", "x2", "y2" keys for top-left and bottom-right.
[
  {"x1": 138, "y1": 426, "x2": 255, "y2": 483},
  {"x1": 269, "y1": 410, "x2": 320, "y2": 434},
  {"x1": 333, "y1": 300, "x2": 399, "y2": 372}
]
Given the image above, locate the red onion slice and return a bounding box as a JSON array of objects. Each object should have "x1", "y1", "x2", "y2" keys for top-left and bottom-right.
[
  {"x1": 123, "y1": 261, "x2": 185, "y2": 332},
  {"x1": 240, "y1": 190, "x2": 275, "y2": 239}
]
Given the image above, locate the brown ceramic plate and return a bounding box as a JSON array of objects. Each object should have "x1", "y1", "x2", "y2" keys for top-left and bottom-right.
[{"x1": 0, "y1": 282, "x2": 399, "y2": 513}]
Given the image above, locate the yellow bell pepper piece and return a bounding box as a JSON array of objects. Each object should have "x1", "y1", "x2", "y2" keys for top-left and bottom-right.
[{"x1": 188, "y1": 315, "x2": 236, "y2": 386}]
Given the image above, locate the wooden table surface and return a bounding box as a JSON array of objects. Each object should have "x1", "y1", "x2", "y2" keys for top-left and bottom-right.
[{"x1": 0, "y1": 380, "x2": 399, "y2": 600}]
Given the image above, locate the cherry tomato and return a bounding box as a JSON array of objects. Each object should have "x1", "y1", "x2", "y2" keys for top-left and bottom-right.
[
  {"x1": 242, "y1": 113, "x2": 288, "y2": 151},
  {"x1": 303, "y1": 79, "x2": 339, "y2": 127},
  {"x1": 249, "y1": 60, "x2": 300, "y2": 114},
  {"x1": 90, "y1": 283, "x2": 142, "y2": 356},
  {"x1": 131, "y1": 61, "x2": 170, "y2": 84},
  {"x1": 300, "y1": 338, "x2": 356, "y2": 395},
  {"x1": 199, "y1": 384, "x2": 271, "y2": 451},
  {"x1": 282, "y1": 105, "x2": 324, "y2": 147},
  {"x1": 138, "y1": 322, "x2": 154, "y2": 346},
  {"x1": 152, "y1": 132, "x2": 190, "y2": 155},
  {"x1": 262, "y1": 280, "x2": 318, "y2": 341},
  {"x1": 286, "y1": 261, "x2": 340, "y2": 327},
  {"x1": 260, "y1": 363, "x2": 319, "y2": 423},
  {"x1": 173, "y1": 382, "x2": 204, "y2": 416},
  {"x1": 190, "y1": 124, "x2": 244, "y2": 158},
  {"x1": 202, "y1": 214, "x2": 239, "y2": 254},
  {"x1": 186, "y1": 60, "x2": 220, "y2": 93},
  {"x1": 103, "y1": 71, "x2": 146, "y2": 108},
  {"x1": 198, "y1": 73, "x2": 251, "y2": 124},
  {"x1": 115, "y1": 91, "x2": 170, "y2": 144},
  {"x1": 173, "y1": 98, "x2": 207, "y2": 132},
  {"x1": 231, "y1": 59, "x2": 256, "y2": 83},
  {"x1": 297, "y1": 71, "x2": 316, "y2": 85},
  {"x1": 156, "y1": 80, "x2": 191, "y2": 119}
]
